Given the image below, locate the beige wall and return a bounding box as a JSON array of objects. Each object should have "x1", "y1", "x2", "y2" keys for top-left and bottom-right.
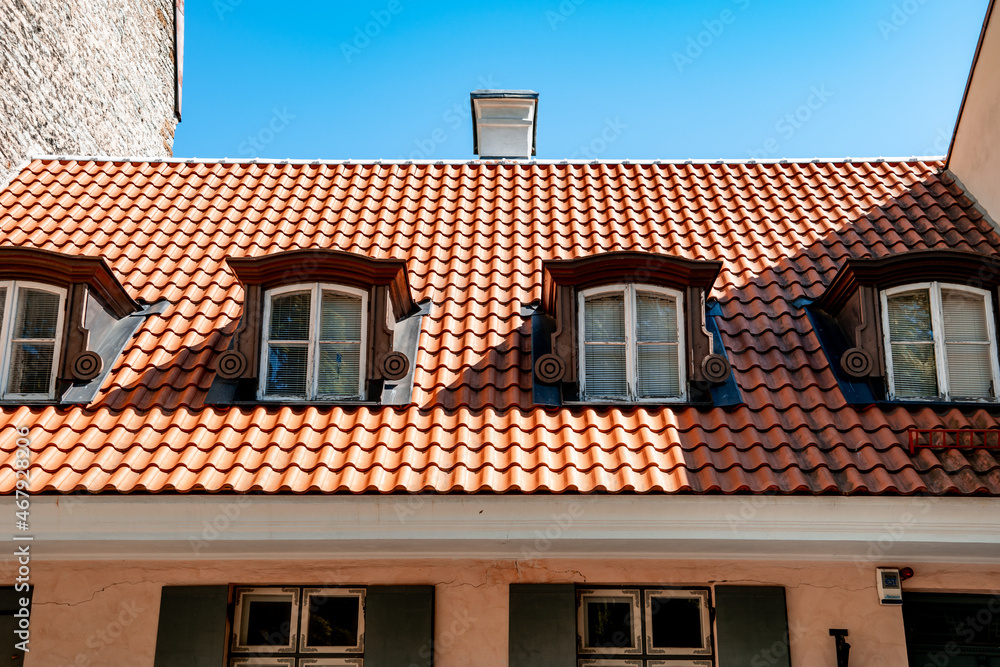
[
  {"x1": 9, "y1": 556, "x2": 1000, "y2": 667},
  {"x1": 950, "y1": 3, "x2": 1000, "y2": 222}
]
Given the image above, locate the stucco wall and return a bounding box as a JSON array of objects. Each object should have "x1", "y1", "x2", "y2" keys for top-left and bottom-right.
[
  {"x1": 0, "y1": 0, "x2": 178, "y2": 187},
  {"x1": 11, "y1": 557, "x2": 999, "y2": 667},
  {"x1": 950, "y1": 4, "x2": 1000, "y2": 222}
]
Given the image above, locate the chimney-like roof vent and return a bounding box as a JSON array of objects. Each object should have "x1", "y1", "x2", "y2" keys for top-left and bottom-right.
[{"x1": 470, "y1": 89, "x2": 538, "y2": 159}]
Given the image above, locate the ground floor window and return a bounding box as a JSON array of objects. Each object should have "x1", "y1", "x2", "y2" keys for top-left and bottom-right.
[
  {"x1": 903, "y1": 592, "x2": 1000, "y2": 667},
  {"x1": 230, "y1": 586, "x2": 365, "y2": 666},
  {"x1": 576, "y1": 587, "x2": 713, "y2": 666}
]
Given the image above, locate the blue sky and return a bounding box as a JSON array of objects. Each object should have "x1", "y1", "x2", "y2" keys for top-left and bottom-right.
[{"x1": 174, "y1": 0, "x2": 990, "y2": 161}]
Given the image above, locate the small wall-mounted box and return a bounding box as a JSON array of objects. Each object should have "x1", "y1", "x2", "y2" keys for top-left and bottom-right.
[{"x1": 877, "y1": 567, "x2": 903, "y2": 605}]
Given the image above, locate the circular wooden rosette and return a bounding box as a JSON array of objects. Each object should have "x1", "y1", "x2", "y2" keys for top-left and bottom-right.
[
  {"x1": 840, "y1": 347, "x2": 873, "y2": 378},
  {"x1": 701, "y1": 353, "x2": 732, "y2": 383},
  {"x1": 216, "y1": 351, "x2": 248, "y2": 380},
  {"x1": 379, "y1": 352, "x2": 410, "y2": 381},
  {"x1": 71, "y1": 351, "x2": 104, "y2": 381},
  {"x1": 534, "y1": 353, "x2": 566, "y2": 384}
]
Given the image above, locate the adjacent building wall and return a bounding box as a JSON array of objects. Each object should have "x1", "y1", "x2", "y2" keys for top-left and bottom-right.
[
  {"x1": 950, "y1": 1, "x2": 1000, "y2": 221},
  {"x1": 15, "y1": 557, "x2": 1000, "y2": 667},
  {"x1": 0, "y1": 0, "x2": 179, "y2": 186}
]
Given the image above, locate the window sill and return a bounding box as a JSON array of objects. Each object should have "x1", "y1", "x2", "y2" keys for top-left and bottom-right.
[
  {"x1": 240, "y1": 399, "x2": 382, "y2": 407},
  {"x1": 564, "y1": 399, "x2": 704, "y2": 407},
  {"x1": 877, "y1": 399, "x2": 1000, "y2": 409}
]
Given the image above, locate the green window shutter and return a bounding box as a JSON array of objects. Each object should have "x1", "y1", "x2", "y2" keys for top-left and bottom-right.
[
  {"x1": 365, "y1": 585, "x2": 435, "y2": 667},
  {"x1": 153, "y1": 585, "x2": 228, "y2": 667},
  {"x1": 508, "y1": 584, "x2": 576, "y2": 667},
  {"x1": 715, "y1": 585, "x2": 791, "y2": 667}
]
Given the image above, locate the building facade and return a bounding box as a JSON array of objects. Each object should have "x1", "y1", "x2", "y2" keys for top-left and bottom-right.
[{"x1": 2, "y1": 3, "x2": 1000, "y2": 667}]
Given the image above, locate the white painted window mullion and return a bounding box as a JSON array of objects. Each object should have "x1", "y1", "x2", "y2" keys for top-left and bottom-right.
[
  {"x1": 0, "y1": 282, "x2": 14, "y2": 399},
  {"x1": 625, "y1": 284, "x2": 636, "y2": 400},
  {"x1": 309, "y1": 284, "x2": 320, "y2": 400},
  {"x1": 930, "y1": 282, "x2": 950, "y2": 400},
  {"x1": 983, "y1": 289, "x2": 1000, "y2": 398}
]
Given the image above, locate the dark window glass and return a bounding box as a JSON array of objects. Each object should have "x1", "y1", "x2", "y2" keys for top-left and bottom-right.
[
  {"x1": 586, "y1": 600, "x2": 634, "y2": 649},
  {"x1": 244, "y1": 599, "x2": 293, "y2": 647},
  {"x1": 7, "y1": 343, "x2": 54, "y2": 394},
  {"x1": 307, "y1": 595, "x2": 360, "y2": 647},
  {"x1": 269, "y1": 291, "x2": 310, "y2": 341},
  {"x1": 649, "y1": 596, "x2": 703, "y2": 649},
  {"x1": 265, "y1": 345, "x2": 308, "y2": 397}
]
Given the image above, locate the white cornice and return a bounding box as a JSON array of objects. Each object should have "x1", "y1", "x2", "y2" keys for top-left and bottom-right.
[{"x1": 13, "y1": 494, "x2": 1000, "y2": 563}]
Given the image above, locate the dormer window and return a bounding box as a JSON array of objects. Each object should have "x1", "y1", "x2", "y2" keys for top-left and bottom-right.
[
  {"x1": 882, "y1": 283, "x2": 999, "y2": 401},
  {"x1": 579, "y1": 284, "x2": 685, "y2": 401},
  {"x1": 216, "y1": 249, "x2": 424, "y2": 406},
  {"x1": 0, "y1": 282, "x2": 66, "y2": 399},
  {"x1": 261, "y1": 284, "x2": 367, "y2": 400},
  {"x1": 813, "y1": 250, "x2": 1000, "y2": 404},
  {"x1": 0, "y1": 248, "x2": 143, "y2": 405},
  {"x1": 533, "y1": 252, "x2": 734, "y2": 406}
]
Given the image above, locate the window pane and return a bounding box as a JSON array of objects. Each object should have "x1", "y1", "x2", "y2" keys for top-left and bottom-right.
[
  {"x1": 891, "y1": 342, "x2": 938, "y2": 398},
  {"x1": 265, "y1": 344, "x2": 308, "y2": 397},
  {"x1": 942, "y1": 290, "x2": 989, "y2": 342},
  {"x1": 636, "y1": 293, "x2": 677, "y2": 343},
  {"x1": 269, "y1": 291, "x2": 310, "y2": 341},
  {"x1": 648, "y1": 596, "x2": 704, "y2": 650},
  {"x1": 585, "y1": 344, "x2": 627, "y2": 397},
  {"x1": 14, "y1": 288, "x2": 60, "y2": 339},
  {"x1": 321, "y1": 292, "x2": 363, "y2": 342},
  {"x1": 585, "y1": 294, "x2": 625, "y2": 342},
  {"x1": 7, "y1": 342, "x2": 54, "y2": 394},
  {"x1": 317, "y1": 343, "x2": 361, "y2": 397},
  {"x1": 0, "y1": 287, "x2": 7, "y2": 327},
  {"x1": 242, "y1": 598, "x2": 293, "y2": 648},
  {"x1": 947, "y1": 343, "x2": 994, "y2": 398},
  {"x1": 887, "y1": 290, "x2": 933, "y2": 342},
  {"x1": 637, "y1": 344, "x2": 680, "y2": 398},
  {"x1": 306, "y1": 595, "x2": 360, "y2": 648},
  {"x1": 584, "y1": 600, "x2": 636, "y2": 651}
]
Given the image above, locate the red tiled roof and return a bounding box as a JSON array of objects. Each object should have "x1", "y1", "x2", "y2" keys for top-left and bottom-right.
[{"x1": 2, "y1": 158, "x2": 1000, "y2": 494}]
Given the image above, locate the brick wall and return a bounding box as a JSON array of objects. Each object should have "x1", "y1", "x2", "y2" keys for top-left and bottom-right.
[{"x1": 0, "y1": 0, "x2": 178, "y2": 185}]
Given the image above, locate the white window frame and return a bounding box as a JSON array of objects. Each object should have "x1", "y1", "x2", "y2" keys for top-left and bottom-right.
[
  {"x1": 300, "y1": 587, "x2": 365, "y2": 654},
  {"x1": 0, "y1": 280, "x2": 67, "y2": 401},
  {"x1": 881, "y1": 282, "x2": 1000, "y2": 401},
  {"x1": 231, "y1": 587, "x2": 301, "y2": 654},
  {"x1": 643, "y1": 589, "x2": 712, "y2": 657},
  {"x1": 577, "y1": 588, "x2": 643, "y2": 656},
  {"x1": 578, "y1": 284, "x2": 686, "y2": 402},
  {"x1": 259, "y1": 283, "x2": 368, "y2": 401}
]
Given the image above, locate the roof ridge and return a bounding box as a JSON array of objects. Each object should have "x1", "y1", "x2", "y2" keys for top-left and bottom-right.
[{"x1": 26, "y1": 154, "x2": 947, "y2": 167}]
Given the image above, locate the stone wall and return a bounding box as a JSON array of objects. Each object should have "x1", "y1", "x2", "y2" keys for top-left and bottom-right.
[{"x1": 0, "y1": 0, "x2": 178, "y2": 186}]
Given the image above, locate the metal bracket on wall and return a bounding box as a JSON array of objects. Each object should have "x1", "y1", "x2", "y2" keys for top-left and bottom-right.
[{"x1": 829, "y1": 629, "x2": 851, "y2": 667}]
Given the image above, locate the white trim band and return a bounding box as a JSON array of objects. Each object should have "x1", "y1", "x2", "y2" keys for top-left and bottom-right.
[{"x1": 14, "y1": 494, "x2": 1000, "y2": 563}]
